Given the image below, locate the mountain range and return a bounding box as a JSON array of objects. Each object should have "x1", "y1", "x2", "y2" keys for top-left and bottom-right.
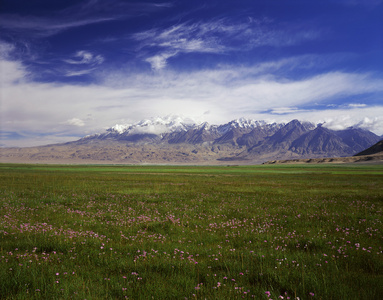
[{"x1": 1, "y1": 116, "x2": 382, "y2": 164}]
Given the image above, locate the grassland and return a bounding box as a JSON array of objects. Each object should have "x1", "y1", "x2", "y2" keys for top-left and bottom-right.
[{"x1": 0, "y1": 163, "x2": 382, "y2": 299}]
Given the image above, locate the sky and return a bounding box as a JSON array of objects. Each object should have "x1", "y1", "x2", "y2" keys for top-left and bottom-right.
[{"x1": 1, "y1": 0, "x2": 383, "y2": 147}]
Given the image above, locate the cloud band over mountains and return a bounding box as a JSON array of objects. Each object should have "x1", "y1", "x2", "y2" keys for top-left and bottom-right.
[{"x1": 0, "y1": 0, "x2": 382, "y2": 147}]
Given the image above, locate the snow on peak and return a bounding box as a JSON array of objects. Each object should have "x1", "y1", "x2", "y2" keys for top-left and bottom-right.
[
  {"x1": 108, "y1": 115, "x2": 199, "y2": 135},
  {"x1": 229, "y1": 118, "x2": 267, "y2": 128},
  {"x1": 107, "y1": 116, "x2": 283, "y2": 136},
  {"x1": 110, "y1": 124, "x2": 132, "y2": 134},
  {"x1": 216, "y1": 118, "x2": 268, "y2": 134}
]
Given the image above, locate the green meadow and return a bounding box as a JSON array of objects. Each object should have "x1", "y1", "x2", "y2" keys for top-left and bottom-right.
[{"x1": 0, "y1": 163, "x2": 382, "y2": 299}]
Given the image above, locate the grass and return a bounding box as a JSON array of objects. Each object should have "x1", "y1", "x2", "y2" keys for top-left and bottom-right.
[{"x1": 0, "y1": 163, "x2": 382, "y2": 299}]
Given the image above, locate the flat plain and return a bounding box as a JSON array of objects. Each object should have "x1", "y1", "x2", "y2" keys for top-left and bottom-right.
[{"x1": 0, "y1": 163, "x2": 382, "y2": 299}]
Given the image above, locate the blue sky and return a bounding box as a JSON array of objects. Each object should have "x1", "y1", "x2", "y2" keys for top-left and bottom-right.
[{"x1": 1, "y1": 0, "x2": 382, "y2": 147}]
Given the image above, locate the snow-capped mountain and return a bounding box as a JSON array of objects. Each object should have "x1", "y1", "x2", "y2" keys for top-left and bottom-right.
[
  {"x1": 106, "y1": 116, "x2": 274, "y2": 136},
  {"x1": 217, "y1": 118, "x2": 270, "y2": 134},
  {"x1": 87, "y1": 115, "x2": 283, "y2": 143},
  {"x1": 2, "y1": 116, "x2": 381, "y2": 164},
  {"x1": 81, "y1": 116, "x2": 381, "y2": 160},
  {"x1": 107, "y1": 115, "x2": 198, "y2": 135}
]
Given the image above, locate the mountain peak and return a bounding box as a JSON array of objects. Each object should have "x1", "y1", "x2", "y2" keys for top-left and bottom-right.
[
  {"x1": 229, "y1": 118, "x2": 267, "y2": 128},
  {"x1": 108, "y1": 115, "x2": 198, "y2": 135}
]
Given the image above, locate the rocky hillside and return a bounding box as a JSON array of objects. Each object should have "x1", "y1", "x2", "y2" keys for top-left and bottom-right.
[{"x1": 354, "y1": 139, "x2": 383, "y2": 156}]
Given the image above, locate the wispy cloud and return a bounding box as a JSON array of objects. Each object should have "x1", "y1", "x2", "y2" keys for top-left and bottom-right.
[
  {"x1": 0, "y1": 0, "x2": 172, "y2": 38},
  {"x1": 60, "y1": 50, "x2": 104, "y2": 76},
  {"x1": 133, "y1": 18, "x2": 320, "y2": 70},
  {"x1": 63, "y1": 51, "x2": 104, "y2": 65},
  {"x1": 0, "y1": 14, "x2": 116, "y2": 38},
  {"x1": 64, "y1": 69, "x2": 97, "y2": 77},
  {"x1": 268, "y1": 107, "x2": 309, "y2": 115}
]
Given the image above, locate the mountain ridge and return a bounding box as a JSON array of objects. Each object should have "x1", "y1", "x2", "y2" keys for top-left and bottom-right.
[{"x1": 1, "y1": 116, "x2": 381, "y2": 164}]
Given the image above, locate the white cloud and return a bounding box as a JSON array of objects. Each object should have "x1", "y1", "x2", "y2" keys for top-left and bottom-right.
[
  {"x1": 347, "y1": 103, "x2": 367, "y2": 108},
  {"x1": 258, "y1": 107, "x2": 383, "y2": 135},
  {"x1": 64, "y1": 118, "x2": 85, "y2": 127},
  {"x1": 0, "y1": 58, "x2": 27, "y2": 84},
  {"x1": 234, "y1": 72, "x2": 383, "y2": 110},
  {"x1": 269, "y1": 107, "x2": 308, "y2": 114},
  {"x1": 145, "y1": 52, "x2": 177, "y2": 70},
  {"x1": 0, "y1": 41, "x2": 28, "y2": 84},
  {"x1": 1, "y1": 52, "x2": 383, "y2": 147}
]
